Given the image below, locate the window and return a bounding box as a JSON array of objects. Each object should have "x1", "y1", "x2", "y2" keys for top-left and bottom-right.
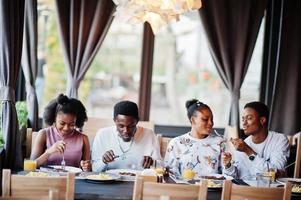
[
  {"x1": 79, "y1": 21, "x2": 143, "y2": 118},
  {"x1": 150, "y1": 11, "x2": 264, "y2": 127}
]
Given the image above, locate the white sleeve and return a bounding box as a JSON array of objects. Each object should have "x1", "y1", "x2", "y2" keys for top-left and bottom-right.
[
  {"x1": 151, "y1": 133, "x2": 162, "y2": 161},
  {"x1": 91, "y1": 130, "x2": 108, "y2": 172},
  {"x1": 164, "y1": 139, "x2": 181, "y2": 177},
  {"x1": 251, "y1": 135, "x2": 289, "y2": 172}
]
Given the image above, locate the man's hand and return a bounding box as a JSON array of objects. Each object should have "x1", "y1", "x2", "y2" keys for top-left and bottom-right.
[
  {"x1": 80, "y1": 160, "x2": 92, "y2": 172},
  {"x1": 230, "y1": 138, "x2": 255, "y2": 156},
  {"x1": 142, "y1": 156, "x2": 153, "y2": 168},
  {"x1": 102, "y1": 150, "x2": 116, "y2": 164}
]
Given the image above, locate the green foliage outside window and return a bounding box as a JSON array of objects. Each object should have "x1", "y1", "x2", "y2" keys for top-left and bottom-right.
[{"x1": 0, "y1": 101, "x2": 28, "y2": 146}]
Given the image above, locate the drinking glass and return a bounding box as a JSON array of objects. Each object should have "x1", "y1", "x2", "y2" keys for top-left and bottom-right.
[
  {"x1": 154, "y1": 159, "x2": 165, "y2": 175},
  {"x1": 256, "y1": 173, "x2": 271, "y2": 187},
  {"x1": 265, "y1": 168, "x2": 277, "y2": 182},
  {"x1": 23, "y1": 159, "x2": 37, "y2": 171},
  {"x1": 182, "y1": 168, "x2": 196, "y2": 180}
]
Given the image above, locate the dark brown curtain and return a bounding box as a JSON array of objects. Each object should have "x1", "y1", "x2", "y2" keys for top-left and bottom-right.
[
  {"x1": 199, "y1": 0, "x2": 267, "y2": 127},
  {"x1": 260, "y1": 0, "x2": 283, "y2": 108},
  {"x1": 55, "y1": 0, "x2": 115, "y2": 98},
  {"x1": 22, "y1": 0, "x2": 39, "y2": 131},
  {"x1": 269, "y1": 0, "x2": 301, "y2": 135},
  {"x1": 138, "y1": 23, "x2": 154, "y2": 121},
  {"x1": 0, "y1": 0, "x2": 25, "y2": 169}
]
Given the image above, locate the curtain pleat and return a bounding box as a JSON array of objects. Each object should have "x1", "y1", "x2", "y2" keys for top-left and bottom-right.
[
  {"x1": 22, "y1": 0, "x2": 39, "y2": 131},
  {"x1": 0, "y1": 0, "x2": 25, "y2": 169},
  {"x1": 199, "y1": 0, "x2": 267, "y2": 128},
  {"x1": 55, "y1": 0, "x2": 115, "y2": 98},
  {"x1": 269, "y1": 0, "x2": 301, "y2": 135}
]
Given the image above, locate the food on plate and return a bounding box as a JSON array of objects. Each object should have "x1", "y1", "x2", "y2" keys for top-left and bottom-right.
[
  {"x1": 119, "y1": 172, "x2": 136, "y2": 176},
  {"x1": 25, "y1": 172, "x2": 48, "y2": 177},
  {"x1": 207, "y1": 179, "x2": 222, "y2": 188},
  {"x1": 41, "y1": 167, "x2": 68, "y2": 173},
  {"x1": 292, "y1": 184, "x2": 301, "y2": 193},
  {"x1": 86, "y1": 173, "x2": 113, "y2": 180},
  {"x1": 201, "y1": 175, "x2": 226, "y2": 180}
]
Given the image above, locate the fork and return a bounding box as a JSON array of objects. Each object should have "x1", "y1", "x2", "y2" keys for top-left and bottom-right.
[{"x1": 61, "y1": 154, "x2": 66, "y2": 170}]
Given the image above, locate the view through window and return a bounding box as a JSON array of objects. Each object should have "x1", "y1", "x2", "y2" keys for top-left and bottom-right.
[
  {"x1": 150, "y1": 11, "x2": 264, "y2": 127},
  {"x1": 37, "y1": 4, "x2": 264, "y2": 128}
]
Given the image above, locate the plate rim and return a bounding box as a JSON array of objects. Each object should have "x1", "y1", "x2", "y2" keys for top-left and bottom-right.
[
  {"x1": 105, "y1": 169, "x2": 142, "y2": 181},
  {"x1": 277, "y1": 177, "x2": 301, "y2": 184},
  {"x1": 48, "y1": 165, "x2": 83, "y2": 173},
  {"x1": 85, "y1": 173, "x2": 120, "y2": 182}
]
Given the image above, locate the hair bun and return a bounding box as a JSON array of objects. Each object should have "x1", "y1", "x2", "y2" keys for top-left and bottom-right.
[
  {"x1": 185, "y1": 99, "x2": 198, "y2": 109},
  {"x1": 57, "y1": 94, "x2": 69, "y2": 105}
]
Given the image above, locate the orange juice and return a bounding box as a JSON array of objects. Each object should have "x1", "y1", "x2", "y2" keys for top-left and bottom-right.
[
  {"x1": 182, "y1": 169, "x2": 195, "y2": 180},
  {"x1": 266, "y1": 169, "x2": 276, "y2": 182},
  {"x1": 155, "y1": 167, "x2": 165, "y2": 175},
  {"x1": 24, "y1": 159, "x2": 37, "y2": 171}
]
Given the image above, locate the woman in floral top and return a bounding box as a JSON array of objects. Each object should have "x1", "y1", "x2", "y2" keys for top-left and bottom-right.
[{"x1": 164, "y1": 99, "x2": 224, "y2": 178}]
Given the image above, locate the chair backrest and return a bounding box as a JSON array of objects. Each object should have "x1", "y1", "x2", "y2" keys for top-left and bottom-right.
[
  {"x1": 157, "y1": 134, "x2": 172, "y2": 159},
  {"x1": 221, "y1": 180, "x2": 292, "y2": 200},
  {"x1": 27, "y1": 131, "x2": 39, "y2": 158},
  {"x1": 83, "y1": 117, "x2": 154, "y2": 139},
  {"x1": 133, "y1": 175, "x2": 208, "y2": 200},
  {"x1": 25, "y1": 128, "x2": 33, "y2": 158},
  {"x1": 294, "y1": 132, "x2": 301, "y2": 178},
  {"x1": 2, "y1": 169, "x2": 75, "y2": 200}
]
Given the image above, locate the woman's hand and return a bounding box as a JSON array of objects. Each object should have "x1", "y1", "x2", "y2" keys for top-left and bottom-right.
[
  {"x1": 45, "y1": 140, "x2": 66, "y2": 155},
  {"x1": 142, "y1": 156, "x2": 153, "y2": 168},
  {"x1": 222, "y1": 152, "x2": 232, "y2": 168},
  {"x1": 80, "y1": 160, "x2": 92, "y2": 172}
]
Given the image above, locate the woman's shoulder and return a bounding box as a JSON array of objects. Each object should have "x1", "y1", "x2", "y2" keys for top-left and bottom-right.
[{"x1": 169, "y1": 133, "x2": 190, "y2": 144}]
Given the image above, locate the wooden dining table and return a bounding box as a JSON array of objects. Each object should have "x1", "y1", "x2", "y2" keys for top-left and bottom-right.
[
  {"x1": 74, "y1": 177, "x2": 222, "y2": 200},
  {"x1": 74, "y1": 177, "x2": 301, "y2": 200}
]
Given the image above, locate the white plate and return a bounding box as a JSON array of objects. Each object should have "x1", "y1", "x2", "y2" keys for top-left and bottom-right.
[
  {"x1": 40, "y1": 165, "x2": 82, "y2": 174},
  {"x1": 198, "y1": 173, "x2": 233, "y2": 180},
  {"x1": 277, "y1": 177, "x2": 301, "y2": 184},
  {"x1": 106, "y1": 169, "x2": 142, "y2": 181},
  {"x1": 85, "y1": 173, "x2": 120, "y2": 182}
]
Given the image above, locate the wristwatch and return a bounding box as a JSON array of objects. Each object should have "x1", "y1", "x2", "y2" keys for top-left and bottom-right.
[{"x1": 249, "y1": 153, "x2": 256, "y2": 161}]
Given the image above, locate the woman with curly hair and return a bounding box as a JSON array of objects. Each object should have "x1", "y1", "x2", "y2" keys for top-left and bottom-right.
[
  {"x1": 31, "y1": 94, "x2": 91, "y2": 171},
  {"x1": 164, "y1": 99, "x2": 224, "y2": 178}
]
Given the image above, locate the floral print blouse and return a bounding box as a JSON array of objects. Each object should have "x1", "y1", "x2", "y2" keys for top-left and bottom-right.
[{"x1": 164, "y1": 132, "x2": 224, "y2": 177}]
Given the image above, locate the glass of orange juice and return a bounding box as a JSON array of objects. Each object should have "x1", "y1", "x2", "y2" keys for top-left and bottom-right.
[
  {"x1": 23, "y1": 159, "x2": 37, "y2": 171},
  {"x1": 266, "y1": 168, "x2": 276, "y2": 182},
  {"x1": 154, "y1": 160, "x2": 165, "y2": 175},
  {"x1": 182, "y1": 168, "x2": 196, "y2": 180}
]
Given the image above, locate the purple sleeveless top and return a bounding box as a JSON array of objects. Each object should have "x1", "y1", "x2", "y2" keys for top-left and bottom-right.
[{"x1": 46, "y1": 126, "x2": 84, "y2": 167}]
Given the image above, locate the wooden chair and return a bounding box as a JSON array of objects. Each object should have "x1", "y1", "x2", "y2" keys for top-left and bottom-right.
[
  {"x1": 221, "y1": 180, "x2": 292, "y2": 200},
  {"x1": 83, "y1": 117, "x2": 155, "y2": 139},
  {"x1": 294, "y1": 132, "x2": 301, "y2": 178},
  {"x1": 26, "y1": 131, "x2": 39, "y2": 158},
  {"x1": 2, "y1": 169, "x2": 75, "y2": 200},
  {"x1": 25, "y1": 128, "x2": 33, "y2": 158},
  {"x1": 133, "y1": 175, "x2": 208, "y2": 200},
  {"x1": 157, "y1": 134, "x2": 172, "y2": 159}
]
